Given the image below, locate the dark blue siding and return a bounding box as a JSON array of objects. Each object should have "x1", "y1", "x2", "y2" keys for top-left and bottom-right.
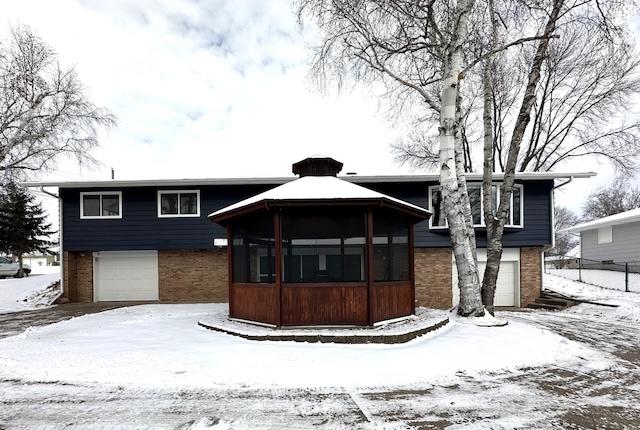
[
  {"x1": 364, "y1": 180, "x2": 553, "y2": 248},
  {"x1": 61, "y1": 184, "x2": 274, "y2": 251},
  {"x1": 60, "y1": 179, "x2": 554, "y2": 251}
]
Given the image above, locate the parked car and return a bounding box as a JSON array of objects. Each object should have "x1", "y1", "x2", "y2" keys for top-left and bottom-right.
[{"x1": 0, "y1": 256, "x2": 30, "y2": 277}]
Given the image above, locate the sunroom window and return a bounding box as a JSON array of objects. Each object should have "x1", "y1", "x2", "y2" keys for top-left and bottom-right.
[
  {"x1": 429, "y1": 184, "x2": 523, "y2": 228},
  {"x1": 80, "y1": 192, "x2": 122, "y2": 219},
  {"x1": 158, "y1": 190, "x2": 200, "y2": 217}
]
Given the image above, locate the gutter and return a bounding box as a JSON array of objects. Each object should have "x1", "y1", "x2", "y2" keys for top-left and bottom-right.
[
  {"x1": 553, "y1": 175, "x2": 574, "y2": 190},
  {"x1": 542, "y1": 178, "x2": 572, "y2": 291}
]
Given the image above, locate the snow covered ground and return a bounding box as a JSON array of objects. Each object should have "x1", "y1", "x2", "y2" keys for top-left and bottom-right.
[
  {"x1": 548, "y1": 267, "x2": 640, "y2": 293},
  {"x1": 0, "y1": 266, "x2": 60, "y2": 314},
  {"x1": 1, "y1": 271, "x2": 639, "y2": 429}
]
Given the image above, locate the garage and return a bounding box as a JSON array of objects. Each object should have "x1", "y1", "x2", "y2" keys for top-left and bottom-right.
[
  {"x1": 452, "y1": 248, "x2": 520, "y2": 307},
  {"x1": 93, "y1": 251, "x2": 159, "y2": 301}
]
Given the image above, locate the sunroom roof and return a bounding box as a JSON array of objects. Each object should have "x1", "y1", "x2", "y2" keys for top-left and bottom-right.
[{"x1": 208, "y1": 175, "x2": 430, "y2": 221}]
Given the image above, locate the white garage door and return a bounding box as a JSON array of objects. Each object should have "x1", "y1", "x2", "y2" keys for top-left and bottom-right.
[
  {"x1": 94, "y1": 251, "x2": 159, "y2": 301},
  {"x1": 452, "y1": 249, "x2": 520, "y2": 307}
]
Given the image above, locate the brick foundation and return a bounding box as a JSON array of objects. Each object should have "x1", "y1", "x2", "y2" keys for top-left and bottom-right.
[
  {"x1": 63, "y1": 249, "x2": 229, "y2": 303},
  {"x1": 519, "y1": 247, "x2": 543, "y2": 307},
  {"x1": 158, "y1": 249, "x2": 228, "y2": 302},
  {"x1": 63, "y1": 251, "x2": 94, "y2": 302},
  {"x1": 414, "y1": 248, "x2": 452, "y2": 309},
  {"x1": 62, "y1": 247, "x2": 540, "y2": 307}
]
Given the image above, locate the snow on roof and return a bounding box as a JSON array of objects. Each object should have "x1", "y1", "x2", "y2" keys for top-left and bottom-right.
[
  {"x1": 208, "y1": 175, "x2": 430, "y2": 219},
  {"x1": 562, "y1": 208, "x2": 640, "y2": 233},
  {"x1": 20, "y1": 171, "x2": 596, "y2": 189}
]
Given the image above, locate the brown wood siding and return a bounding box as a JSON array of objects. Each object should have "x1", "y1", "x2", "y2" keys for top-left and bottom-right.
[
  {"x1": 281, "y1": 284, "x2": 368, "y2": 326},
  {"x1": 371, "y1": 282, "x2": 414, "y2": 323},
  {"x1": 229, "y1": 284, "x2": 279, "y2": 325}
]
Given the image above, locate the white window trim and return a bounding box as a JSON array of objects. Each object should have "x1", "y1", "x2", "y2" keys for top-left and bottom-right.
[
  {"x1": 428, "y1": 183, "x2": 524, "y2": 229},
  {"x1": 80, "y1": 191, "x2": 123, "y2": 219},
  {"x1": 157, "y1": 190, "x2": 201, "y2": 218},
  {"x1": 597, "y1": 226, "x2": 613, "y2": 244}
]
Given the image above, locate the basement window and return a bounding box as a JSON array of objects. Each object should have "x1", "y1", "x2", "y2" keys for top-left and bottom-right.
[{"x1": 80, "y1": 192, "x2": 122, "y2": 219}]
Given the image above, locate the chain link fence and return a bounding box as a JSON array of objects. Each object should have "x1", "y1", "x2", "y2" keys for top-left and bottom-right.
[{"x1": 546, "y1": 258, "x2": 640, "y2": 293}]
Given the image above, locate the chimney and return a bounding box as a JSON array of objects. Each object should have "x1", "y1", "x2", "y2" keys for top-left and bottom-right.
[{"x1": 292, "y1": 156, "x2": 343, "y2": 177}]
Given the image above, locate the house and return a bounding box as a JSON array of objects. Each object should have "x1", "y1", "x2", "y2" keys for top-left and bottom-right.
[
  {"x1": 562, "y1": 208, "x2": 640, "y2": 265},
  {"x1": 23, "y1": 157, "x2": 594, "y2": 317}
]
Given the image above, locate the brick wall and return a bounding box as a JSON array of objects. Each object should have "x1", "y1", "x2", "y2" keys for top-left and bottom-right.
[
  {"x1": 414, "y1": 248, "x2": 452, "y2": 309},
  {"x1": 520, "y1": 247, "x2": 543, "y2": 307},
  {"x1": 158, "y1": 249, "x2": 228, "y2": 302},
  {"x1": 63, "y1": 251, "x2": 94, "y2": 302}
]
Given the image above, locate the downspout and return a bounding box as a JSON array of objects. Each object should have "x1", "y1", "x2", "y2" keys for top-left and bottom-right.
[
  {"x1": 541, "y1": 176, "x2": 575, "y2": 291},
  {"x1": 40, "y1": 187, "x2": 64, "y2": 303}
]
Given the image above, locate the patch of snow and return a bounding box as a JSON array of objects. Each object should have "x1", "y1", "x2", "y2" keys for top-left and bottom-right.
[
  {"x1": 0, "y1": 270, "x2": 61, "y2": 314},
  {"x1": 2, "y1": 273, "x2": 639, "y2": 428}
]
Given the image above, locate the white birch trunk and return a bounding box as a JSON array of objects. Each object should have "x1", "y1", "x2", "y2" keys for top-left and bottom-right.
[{"x1": 439, "y1": 0, "x2": 483, "y2": 317}]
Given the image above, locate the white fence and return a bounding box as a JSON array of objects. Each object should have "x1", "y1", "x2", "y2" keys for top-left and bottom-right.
[{"x1": 547, "y1": 268, "x2": 640, "y2": 293}]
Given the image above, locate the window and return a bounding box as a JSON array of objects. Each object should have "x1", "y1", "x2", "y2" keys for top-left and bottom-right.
[
  {"x1": 281, "y1": 211, "x2": 366, "y2": 283},
  {"x1": 597, "y1": 226, "x2": 612, "y2": 244},
  {"x1": 373, "y1": 216, "x2": 410, "y2": 281},
  {"x1": 158, "y1": 190, "x2": 200, "y2": 217},
  {"x1": 429, "y1": 183, "x2": 523, "y2": 228},
  {"x1": 80, "y1": 192, "x2": 122, "y2": 219},
  {"x1": 232, "y1": 214, "x2": 275, "y2": 283}
]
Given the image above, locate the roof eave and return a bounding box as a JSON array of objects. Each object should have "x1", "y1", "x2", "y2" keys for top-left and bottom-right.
[
  {"x1": 209, "y1": 198, "x2": 431, "y2": 225},
  {"x1": 20, "y1": 171, "x2": 597, "y2": 189}
]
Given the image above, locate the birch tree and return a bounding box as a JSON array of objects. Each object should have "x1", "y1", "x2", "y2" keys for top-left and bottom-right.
[
  {"x1": 296, "y1": 0, "x2": 637, "y2": 317},
  {"x1": 297, "y1": 0, "x2": 486, "y2": 317},
  {"x1": 392, "y1": 6, "x2": 640, "y2": 176},
  {"x1": 0, "y1": 24, "x2": 116, "y2": 181}
]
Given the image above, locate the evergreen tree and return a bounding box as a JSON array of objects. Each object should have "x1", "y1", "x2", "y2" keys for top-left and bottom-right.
[{"x1": 0, "y1": 183, "x2": 56, "y2": 276}]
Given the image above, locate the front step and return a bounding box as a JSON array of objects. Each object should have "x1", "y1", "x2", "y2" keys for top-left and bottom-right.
[{"x1": 526, "y1": 295, "x2": 578, "y2": 311}]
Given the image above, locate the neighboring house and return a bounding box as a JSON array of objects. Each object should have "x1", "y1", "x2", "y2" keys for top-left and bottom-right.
[
  {"x1": 562, "y1": 208, "x2": 640, "y2": 264},
  {"x1": 23, "y1": 251, "x2": 60, "y2": 270},
  {"x1": 23, "y1": 158, "x2": 594, "y2": 311},
  {"x1": 545, "y1": 245, "x2": 580, "y2": 269}
]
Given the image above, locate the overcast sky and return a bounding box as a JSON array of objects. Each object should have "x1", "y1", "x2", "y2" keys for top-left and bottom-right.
[{"x1": 3, "y1": 0, "x2": 635, "y2": 211}]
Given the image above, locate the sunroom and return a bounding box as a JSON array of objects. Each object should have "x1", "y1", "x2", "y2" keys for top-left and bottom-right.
[{"x1": 209, "y1": 157, "x2": 430, "y2": 327}]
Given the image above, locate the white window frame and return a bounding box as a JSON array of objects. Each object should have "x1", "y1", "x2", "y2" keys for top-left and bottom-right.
[
  {"x1": 157, "y1": 190, "x2": 201, "y2": 218},
  {"x1": 428, "y1": 183, "x2": 524, "y2": 229},
  {"x1": 80, "y1": 191, "x2": 122, "y2": 219}
]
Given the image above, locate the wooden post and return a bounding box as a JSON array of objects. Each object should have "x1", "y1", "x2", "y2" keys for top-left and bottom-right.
[
  {"x1": 274, "y1": 210, "x2": 282, "y2": 327},
  {"x1": 226, "y1": 224, "x2": 234, "y2": 318},
  {"x1": 366, "y1": 208, "x2": 374, "y2": 326},
  {"x1": 409, "y1": 223, "x2": 416, "y2": 312}
]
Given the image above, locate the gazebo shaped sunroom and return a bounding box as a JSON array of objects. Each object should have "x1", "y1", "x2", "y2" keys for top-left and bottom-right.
[{"x1": 209, "y1": 157, "x2": 431, "y2": 327}]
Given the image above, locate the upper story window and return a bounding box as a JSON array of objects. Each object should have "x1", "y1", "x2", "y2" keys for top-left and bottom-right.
[
  {"x1": 80, "y1": 192, "x2": 122, "y2": 219},
  {"x1": 429, "y1": 183, "x2": 523, "y2": 229},
  {"x1": 158, "y1": 190, "x2": 200, "y2": 217}
]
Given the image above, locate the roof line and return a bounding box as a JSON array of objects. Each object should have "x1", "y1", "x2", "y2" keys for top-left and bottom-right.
[{"x1": 20, "y1": 171, "x2": 597, "y2": 189}]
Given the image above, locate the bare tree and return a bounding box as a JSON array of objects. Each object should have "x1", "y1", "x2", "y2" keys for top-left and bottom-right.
[
  {"x1": 546, "y1": 205, "x2": 580, "y2": 263},
  {"x1": 297, "y1": 0, "x2": 636, "y2": 318},
  {"x1": 392, "y1": 9, "x2": 640, "y2": 177},
  {"x1": 581, "y1": 176, "x2": 640, "y2": 221},
  {"x1": 0, "y1": 24, "x2": 116, "y2": 181},
  {"x1": 297, "y1": 0, "x2": 488, "y2": 317},
  {"x1": 514, "y1": 24, "x2": 640, "y2": 175}
]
